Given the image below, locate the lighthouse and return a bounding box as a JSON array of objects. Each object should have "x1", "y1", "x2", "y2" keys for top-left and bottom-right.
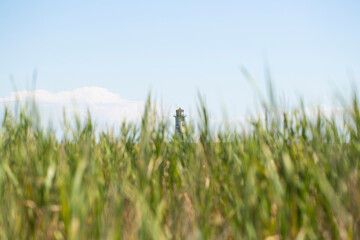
[{"x1": 174, "y1": 108, "x2": 186, "y2": 136}]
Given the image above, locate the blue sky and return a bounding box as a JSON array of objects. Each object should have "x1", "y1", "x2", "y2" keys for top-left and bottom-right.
[{"x1": 1, "y1": 0, "x2": 359, "y2": 124}]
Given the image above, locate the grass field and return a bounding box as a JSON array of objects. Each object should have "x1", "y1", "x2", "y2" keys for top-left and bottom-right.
[{"x1": 0, "y1": 94, "x2": 359, "y2": 239}]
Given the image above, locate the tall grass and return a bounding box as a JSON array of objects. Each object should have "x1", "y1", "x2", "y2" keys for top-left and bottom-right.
[{"x1": 0, "y1": 93, "x2": 359, "y2": 240}]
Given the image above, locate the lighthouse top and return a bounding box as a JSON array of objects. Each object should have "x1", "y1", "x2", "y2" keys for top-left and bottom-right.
[{"x1": 175, "y1": 108, "x2": 185, "y2": 117}]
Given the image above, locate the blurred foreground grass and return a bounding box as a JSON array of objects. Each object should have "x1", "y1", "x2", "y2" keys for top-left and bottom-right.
[{"x1": 0, "y1": 94, "x2": 359, "y2": 240}]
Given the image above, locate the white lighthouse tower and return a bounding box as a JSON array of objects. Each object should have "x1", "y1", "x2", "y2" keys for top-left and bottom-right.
[{"x1": 174, "y1": 107, "x2": 186, "y2": 136}]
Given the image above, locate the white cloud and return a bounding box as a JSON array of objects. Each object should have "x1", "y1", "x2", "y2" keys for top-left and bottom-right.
[
  {"x1": 0, "y1": 87, "x2": 145, "y2": 125},
  {"x1": 0, "y1": 88, "x2": 346, "y2": 134},
  {"x1": 210, "y1": 116, "x2": 250, "y2": 125},
  {"x1": 209, "y1": 103, "x2": 345, "y2": 131},
  {"x1": 304, "y1": 104, "x2": 344, "y2": 119}
]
